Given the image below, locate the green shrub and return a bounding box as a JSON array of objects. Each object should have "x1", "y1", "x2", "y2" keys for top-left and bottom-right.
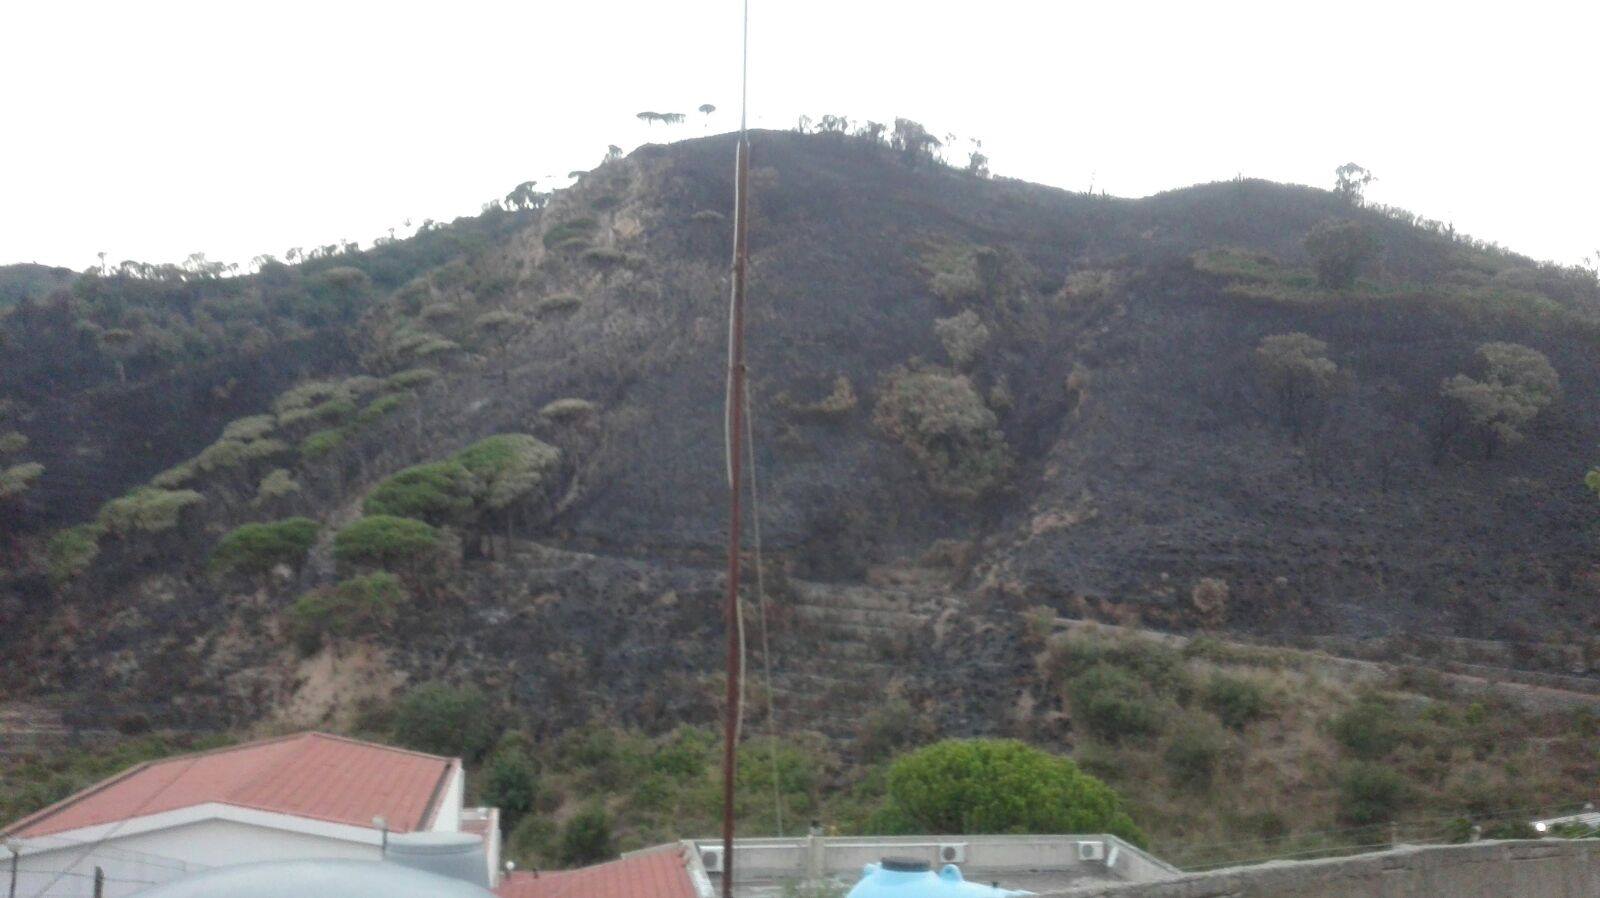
[
  {"x1": 1304, "y1": 219, "x2": 1379, "y2": 289},
  {"x1": 1021, "y1": 605, "x2": 1056, "y2": 646},
  {"x1": 582, "y1": 247, "x2": 628, "y2": 268},
  {"x1": 543, "y1": 219, "x2": 599, "y2": 250},
  {"x1": 857, "y1": 698, "x2": 937, "y2": 763},
  {"x1": 285, "y1": 572, "x2": 407, "y2": 654},
  {"x1": 1164, "y1": 714, "x2": 1228, "y2": 790},
  {"x1": 255, "y1": 469, "x2": 301, "y2": 503},
  {"x1": 383, "y1": 368, "x2": 439, "y2": 392},
  {"x1": 930, "y1": 270, "x2": 983, "y2": 304},
  {"x1": 0, "y1": 462, "x2": 43, "y2": 499},
  {"x1": 1059, "y1": 269, "x2": 1118, "y2": 302},
  {"x1": 534, "y1": 293, "x2": 582, "y2": 316},
  {"x1": 554, "y1": 724, "x2": 645, "y2": 791},
  {"x1": 453, "y1": 434, "x2": 560, "y2": 511},
  {"x1": 933, "y1": 310, "x2": 990, "y2": 368},
  {"x1": 540, "y1": 398, "x2": 597, "y2": 422},
  {"x1": 193, "y1": 439, "x2": 247, "y2": 472},
  {"x1": 630, "y1": 774, "x2": 671, "y2": 812},
  {"x1": 332, "y1": 515, "x2": 443, "y2": 568},
  {"x1": 0, "y1": 431, "x2": 27, "y2": 456},
  {"x1": 507, "y1": 815, "x2": 558, "y2": 866},
  {"x1": 410, "y1": 337, "x2": 460, "y2": 360},
  {"x1": 1337, "y1": 761, "x2": 1408, "y2": 825},
  {"x1": 1068, "y1": 665, "x2": 1165, "y2": 742},
  {"x1": 196, "y1": 437, "x2": 288, "y2": 472},
  {"x1": 873, "y1": 365, "x2": 1010, "y2": 500},
  {"x1": 731, "y1": 735, "x2": 828, "y2": 826},
  {"x1": 1256, "y1": 333, "x2": 1338, "y2": 433},
  {"x1": 650, "y1": 727, "x2": 713, "y2": 781},
  {"x1": 394, "y1": 278, "x2": 433, "y2": 313},
  {"x1": 1204, "y1": 674, "x2": 1269, "y2": 729},
  {"x1": 355, "y1": 394, "x2": 409, "y2": 425},
  {"x1": 273, "y1": 379, "x2": 344, "y2": 414},
  {"x1": 390, "y1": 682, "x2": 497, "y2": 762},
  {"x1": 211, "y1": 518, "x2": 318, "y2": 576},
  {"x1": 1439, "y1": 342, "x2": 1560, "y2": 451},
  {"x1": 304, "y1": 398, "x2": 357, "y2": 424},
  {"x1": 311, "y1": 266, "x2": 373, "y2": 310},
  {"x1": 880, "y1": 738, "x2": 1143, "y2": 844},
  {"x1": 150, "y1": 461, "x2": 198, "y2": 489},
  {"x1": 341, "y1": 375, "x2": 382, "y2": 396},
  {"x1": 363, "y1": 462, "x2": 475, "y2": 525},
  {"x1": 1483, "y1": 820, "x2": 1538, "y2": 839},
  {"x1": 1331, "y1": 699, "x2": 1406, "y2": 759},
  {"x1": 300, "y1": 428, "x2": 346, "y2": 459},
  {"x1": 557, "y1": 806, "x2": 616, "y2": 865},
  {"x1": 922, "y1": 244, "x2": 1005, "y2": 304},
  {"x1": 789, "y1": 376, "x2": 858, "y2": 420},
  {"x1": 355, "y1": 435, "x2": 560, "y2": 536},
  {"x1": 1193, "y1": 248, "x2": 1290, "y2": 283},
  {"x1": 481, "y1": 746, "x2": 541, "y2": 833},
  {"x1": 1044, "y1": 633, "x2": 1190, "y2": 698},
  {"x1": 47, "y1": 524, "x2": 103, "y2": 586},
  {"x1": 475, "y1": 309, "x2": 525, "y2": 339},
  {"x1": 221, "y1": 415, "x2": 277, "y2": 442},
  {"x1": 420, "y1": 302, "x2": 460, "y2": 323},
  {"x1": 97, "y1": 487, "x2": 204, "y2": 535}
]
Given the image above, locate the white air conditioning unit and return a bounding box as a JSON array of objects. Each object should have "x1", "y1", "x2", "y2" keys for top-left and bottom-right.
[
  {"x1": 937, "y1": 843, "x2": 968, "y2": 864},
  {"x1": 1077, "y1": 841, "x2": 1105, "y2": 862},
  {"x1": 700, "y1": 846, "x2": 725, "y2": 873}
]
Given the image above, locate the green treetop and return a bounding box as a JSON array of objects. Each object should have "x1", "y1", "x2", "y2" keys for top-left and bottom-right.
[{"x1": 877, "y1": 738, "x2": 1144, "y2": 845}]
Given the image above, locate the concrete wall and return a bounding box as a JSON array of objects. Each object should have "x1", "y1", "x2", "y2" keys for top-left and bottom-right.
[
  {"x1": 1047, "y1": 840, "x2": 1600, "y2": 898},
  {"x1": 430, "y1": 763, "x2": 465, "y2": 833},
  {"x1": 683, "y1": 833, "x2": 1175, "y2": 890}
]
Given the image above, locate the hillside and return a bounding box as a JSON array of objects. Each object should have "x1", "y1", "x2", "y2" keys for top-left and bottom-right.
[
  {"x1": 2, "y1": 128, "x2": 1598, "y2": 740},
  {"x1": 0, "y1": 263, "x2": 75, "y2": 309}
]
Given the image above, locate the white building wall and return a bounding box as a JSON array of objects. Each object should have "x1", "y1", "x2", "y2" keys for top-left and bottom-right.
[
  {"x1": 10, "y1": 841, "x2": 199, "y2": 898},
  {"x1": 485, "y1": 811, "x2": 502, "y2": 887},
  {"x1": 429, "y1": 762, "x2": 465, "y2": 832},
  {"x1": 9, "y1": 761, "x2": 481, "y2": 898}
]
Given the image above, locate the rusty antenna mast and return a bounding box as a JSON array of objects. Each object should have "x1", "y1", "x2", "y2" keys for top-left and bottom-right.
[{"x1": 719, "y1": 0, "x2": 753, "y2": 895}]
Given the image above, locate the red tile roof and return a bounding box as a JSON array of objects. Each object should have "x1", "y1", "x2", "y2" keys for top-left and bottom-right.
[
  {"x1": 495, "y1": 847, "x2": 698, "y2": 898},
  {"x1": 2, "y1": 732, "x2": 456, "y2": 838}
]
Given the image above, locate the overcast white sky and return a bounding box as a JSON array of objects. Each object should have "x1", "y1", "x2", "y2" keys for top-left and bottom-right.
[{"x1": 3, "y1": 1, "x2": 1596, "y2": 271}]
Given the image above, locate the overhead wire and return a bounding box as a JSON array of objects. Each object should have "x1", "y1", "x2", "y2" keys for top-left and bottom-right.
[
  {"x1": 718, "y1": 0, "x2": 754, "y2": 893},
  {"x1": 24, "y1": 755, "x2": 205, "y2": 898},
  {"x1": 744, "y1": 380, "x2": 784, "y2": 836}
]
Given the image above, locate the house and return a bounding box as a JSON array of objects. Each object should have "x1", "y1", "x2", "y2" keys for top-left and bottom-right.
[
  {"x1": 495, "y1": 845, "x2": 698, "y2": 898},
  {"x1": 493, "y1": 835, "x2": 1174, "y2": 898},
  {"x1": 1, "y1": 732, "x2": 501, "y2": 897}
]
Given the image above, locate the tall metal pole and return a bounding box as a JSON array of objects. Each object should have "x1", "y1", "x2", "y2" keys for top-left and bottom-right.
[
  {"x1": 720, "y1": 3, "x2": 752, "y2": 895},
  {"x1": 720, "y1": 123, "x2": 751, "y2": 898}
]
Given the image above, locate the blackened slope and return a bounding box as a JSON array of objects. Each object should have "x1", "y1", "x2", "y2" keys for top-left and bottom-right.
[
  {"x1": 557, "y1": 133, "x2": 1600, "y2": 641},
  {"x1": 4, "y1": 129, "x2": 1599, "y2": 733}
]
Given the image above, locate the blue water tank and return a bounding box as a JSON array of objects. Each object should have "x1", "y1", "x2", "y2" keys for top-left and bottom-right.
[{"x1": 845, "y1": 858, "x2": 1031, "y2": 898}]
